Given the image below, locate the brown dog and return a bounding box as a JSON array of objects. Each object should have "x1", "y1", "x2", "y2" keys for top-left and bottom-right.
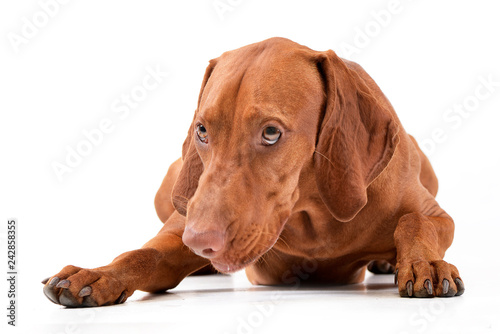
[{"x1": 43, "y1": 37, "x2": 464, "y2": 307}]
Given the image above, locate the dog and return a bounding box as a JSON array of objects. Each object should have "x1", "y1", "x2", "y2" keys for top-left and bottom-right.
[{"x1": 43, "y1": 37, "x2": 464, "y2": 307}]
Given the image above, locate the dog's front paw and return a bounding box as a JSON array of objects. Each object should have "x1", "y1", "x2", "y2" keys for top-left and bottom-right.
[
  {"x1": 42, "y1": 265, "x2": 130, "y2": 307},
  {"x1": 395, "y1": 260, "x2": 464, "y2": 298}
]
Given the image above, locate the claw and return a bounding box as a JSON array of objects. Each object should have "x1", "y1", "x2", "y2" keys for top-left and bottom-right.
[
  {"x1": 43, "y1": 284, "x2": 60, "y2": 304},
  {"x1": 59, "y1": 289, "x2": 80, "y2": 307},
  {"x1": 41, "y1": 277, "x2": 50, "y2": 285},
  {"x1": 79, "y1": 286, "x2": 92, "y2": 298},
  {"x1": 394, "y1": 269, "x2": 398, "y2": 285},
  {"x1": 424, "y1": 279, "x2": 433, "y2": 295},
  {"x1": 56, "y1": 280, "x2": 70, "y2": 289},
  {"x1": 455, "y1": 278, "x2": 465, "y2": 296},
  {"x1": 406, "y1": 281, "x2": 413, "y2": 297},
  {"x1": 48, "y1": 277, "x2": 60, "y2": 287},
  {"x1": 442, "y1": 279, "x2": 449, "y2": 295},
  {"x1": 116, "y1": 291, "x2": 126, "y2": 304}
]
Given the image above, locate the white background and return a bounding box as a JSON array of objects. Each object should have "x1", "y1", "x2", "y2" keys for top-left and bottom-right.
[{"x1": 1, "y1": 0, "x2": 499, "y2": 333}]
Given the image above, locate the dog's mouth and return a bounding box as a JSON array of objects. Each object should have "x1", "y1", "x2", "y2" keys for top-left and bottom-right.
[
  {"x1": 210, "y1": 258, "x2": 258, "y2": 274},
  {"x1": 210, "y1": 218, "x2": 289, "y2": 274}
]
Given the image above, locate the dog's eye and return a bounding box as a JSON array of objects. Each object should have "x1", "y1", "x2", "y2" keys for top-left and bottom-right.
[
  {"x1": 262, "y1": 126, "x2": 281, "y2": 145},
  {"x1": 196, "y1": 124, "x2": 208, "y2": 144}
]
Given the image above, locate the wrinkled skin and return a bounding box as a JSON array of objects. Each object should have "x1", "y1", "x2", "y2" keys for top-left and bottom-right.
[
  {"x1": 179, "y1": 46, "x2": 324, "y2": 273},
  {"x1": 43, "y1": 38, "x2": 464, "y2": 307}
]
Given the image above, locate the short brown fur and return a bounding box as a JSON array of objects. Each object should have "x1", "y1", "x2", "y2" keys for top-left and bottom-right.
[{"x1": 43, "y1": 38, "x2": 463, "y2": 307}]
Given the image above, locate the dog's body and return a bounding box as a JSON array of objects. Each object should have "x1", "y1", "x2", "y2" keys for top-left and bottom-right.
[{"x1": 43, "y1": 38, "x2": 464, "y2": 307}]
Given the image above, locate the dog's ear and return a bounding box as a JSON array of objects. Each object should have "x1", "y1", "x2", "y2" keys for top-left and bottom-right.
[
  {"x1": 314, "y1": 51, "x2": 400, "y2": 222},
  {"x1": 171, "y1": 60, "x2": 216, "y2": 216}
]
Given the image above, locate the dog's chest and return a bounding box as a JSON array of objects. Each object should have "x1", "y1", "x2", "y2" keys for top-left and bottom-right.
[{"x1": 278, "y1": 202, "x2": 370, "y2": 259}]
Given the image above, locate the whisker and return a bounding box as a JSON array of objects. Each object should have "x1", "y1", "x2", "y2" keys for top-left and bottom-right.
[
  {"x1": 314, "y1": 150, "x2": 335, "y2": 168},
  {"x1": 276, "y1": 234, "x2": 292, "y2": 251},
  {"x1": 173, "y1": 194, "x2": 190, "y2": 202},
  {"x1": 186, "y1": 148, "x2": 199, "y2": 160}
]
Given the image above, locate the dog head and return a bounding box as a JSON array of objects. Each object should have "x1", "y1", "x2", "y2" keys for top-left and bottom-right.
[{"x1": 172, "y1": 38, "x2": 399, "y2": 272}]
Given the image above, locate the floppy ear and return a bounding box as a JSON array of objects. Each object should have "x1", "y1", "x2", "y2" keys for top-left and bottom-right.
[
  {"x1": 171, "y1": 60, "x2": 216, "y2": 216},
  {"x1": 314, "y1": 50, "x2": 400, "y2": 222}
]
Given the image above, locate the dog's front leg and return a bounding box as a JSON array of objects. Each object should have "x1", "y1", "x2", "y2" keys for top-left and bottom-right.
[
  {"x1": 394, "y1": 203, "x2": 465, "y2": 298},
  {"x1": 42, "y1": 211, "x2": 209, "y2": 307}
]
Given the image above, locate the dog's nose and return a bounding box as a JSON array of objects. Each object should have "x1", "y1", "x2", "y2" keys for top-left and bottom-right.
[{"x1": 182, "y1": 227, "x2": 225, "y2": 258}]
